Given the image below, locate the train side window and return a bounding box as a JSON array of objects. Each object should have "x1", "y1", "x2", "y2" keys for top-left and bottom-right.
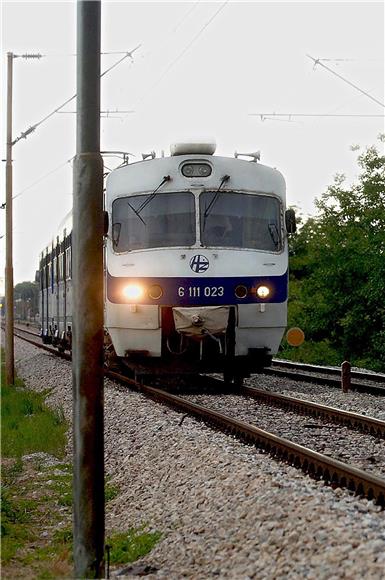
[
  {"x1": 48, "y1": 263, "x2": 53, "y2": 292},
  {"x1": 58, "y1": 254, "x2": 64, "y2": 281},
  {"x1": 53, "y1": 257, "x2": 57, "y2": 285},
  {"x1": 66, "y1": 248, "x2": 72, "y2": 280}
]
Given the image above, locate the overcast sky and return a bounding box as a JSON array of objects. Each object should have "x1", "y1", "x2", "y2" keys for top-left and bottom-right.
[{"x1": 1, "y1": 0, "x2": 384, "y2": 288}]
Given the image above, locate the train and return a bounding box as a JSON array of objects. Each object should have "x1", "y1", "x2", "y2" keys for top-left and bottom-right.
[{"x1": 38, "y1": 142, "x2": 297, "y2": 385}]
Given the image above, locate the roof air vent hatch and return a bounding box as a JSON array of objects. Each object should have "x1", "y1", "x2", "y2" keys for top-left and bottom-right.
[{"x1": 171, "y1": 142, "x2": 216, "y2": 156}]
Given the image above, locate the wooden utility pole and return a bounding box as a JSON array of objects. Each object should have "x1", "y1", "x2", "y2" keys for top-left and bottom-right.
[
  {"x1": 72, "y1": 1, "x2": 105, "y2": 577},
  {"x1": 5, "y1": 52, "x2": 14, "y2": 386}
]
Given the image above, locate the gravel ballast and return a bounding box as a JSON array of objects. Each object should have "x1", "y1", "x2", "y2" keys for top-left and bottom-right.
[
  {"x1": 183, "y1": 392, "x2": 385, "y2": 477},
  {"x1": 12, "y1": 337, "x2": 385, "y2": 579}
]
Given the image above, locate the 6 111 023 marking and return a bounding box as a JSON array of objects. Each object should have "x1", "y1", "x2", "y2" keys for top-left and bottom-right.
[{"x1": 178, "y1": 286, "x2": 225, "y2": 298}]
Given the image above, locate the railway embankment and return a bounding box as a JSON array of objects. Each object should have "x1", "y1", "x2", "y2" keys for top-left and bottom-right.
[{"x1": 7, "y1": 335, "x2": 385, "y2": 579}]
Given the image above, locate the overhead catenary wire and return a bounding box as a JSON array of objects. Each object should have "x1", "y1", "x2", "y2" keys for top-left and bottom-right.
[
  {"x1": 12, "y1": 45, "x2": 141, "y2": 146},
  {"x1": 11, "y1": 5, "x2": 224, "y2": 201},
  {"x1": 307, "y1": 54, "x2": 385, "y2": 109},
  {"x1": 250, "y1": 113, "x2": 385, "y2": 119},
  {"x1": 8, "y1": 6, "x2": 192, "y2": 200},
  {"x1": 315, "y1": 58, "x2": 384, "y2": 62},
  {"x1": 136, "y1": 2, "x2": 201, "y2": 65},
  {"x1": 57, "y1": 110, "x2": 135, "y2": 117},
  {"x1": 133, "y1": 1, "x2": 228, "y2": 109},
  {"x1": 12, "y1": 158, "x2": 74, "y2": 201}
]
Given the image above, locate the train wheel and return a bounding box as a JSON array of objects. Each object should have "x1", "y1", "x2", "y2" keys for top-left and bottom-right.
[
  {"x1": 223, "y1": 371, "x2": 243, "y2": 390},
  {"x1": 234, "y1": 374, "x2": 244, "y2": 388},
  {"x1": 223, "y1": 370, "x2": 234, "y2": 385}
]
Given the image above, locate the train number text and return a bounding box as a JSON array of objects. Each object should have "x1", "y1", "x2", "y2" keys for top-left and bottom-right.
[{"x1": 178, "y1": 286, "x2": 224, "y2": 298}]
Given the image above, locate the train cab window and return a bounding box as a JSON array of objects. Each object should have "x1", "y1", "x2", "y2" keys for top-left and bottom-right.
[
  {"x1": 112, "y1": 192, "x2": 195, "y2": 251},
  {"x1": 200, "y1": 192, "x2": 282, "y2": 251}
]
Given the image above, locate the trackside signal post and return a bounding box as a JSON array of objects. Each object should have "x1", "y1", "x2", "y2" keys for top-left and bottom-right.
[{"x1": 72, "y1": 1, "x2": 105, "y2": 577}]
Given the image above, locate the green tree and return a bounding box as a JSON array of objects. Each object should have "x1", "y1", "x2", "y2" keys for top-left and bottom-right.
[
  {"x1": 14, "y1": 281, "x2": 39, "y2": 321},
  {"x1": 287, "y1": 141, "x2": 385, "y2": 371}
]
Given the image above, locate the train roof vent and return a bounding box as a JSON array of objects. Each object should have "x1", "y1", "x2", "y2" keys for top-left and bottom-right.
[{"x1": 170, "y1": 141, "x2": 216, "y2": 156}]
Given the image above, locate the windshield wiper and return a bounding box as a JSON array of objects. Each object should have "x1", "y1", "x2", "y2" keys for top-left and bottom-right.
[
  {"x1": 127, "y1": 175, "x2": 171, "y2": 226},
  {"x1": 112, "y1": 222, "x2": 122, "y2": 248},
  {"x1": 137, "y1": 175, "x2": 171, "y2": 214},
  {"x1": 127, "y1": 201, "x2": 146, "y2": 225},
  {"x1": 268, "y1": 223, "x2": 280, "y2": 248},
  {"x1": 203, "y1": 174, "x2": 230, "y2": 229}
]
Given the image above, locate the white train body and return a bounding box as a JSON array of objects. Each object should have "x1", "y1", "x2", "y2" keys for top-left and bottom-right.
[
  {"x1": 39, "y1": 143, "x2": 292, "y2": 380},
  {"x1": 39, "y1": 212, "x2": 73, "y2": 350},
  {"x1": 105, "y1": 145, "x2": 289, "y2": 377}
]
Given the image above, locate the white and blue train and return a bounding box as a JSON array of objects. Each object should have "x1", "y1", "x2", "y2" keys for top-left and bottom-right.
[{"x1": 39, "y1": 142, "x2": 296, "y2": 384}]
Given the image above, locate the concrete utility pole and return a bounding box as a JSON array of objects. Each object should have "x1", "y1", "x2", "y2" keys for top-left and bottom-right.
[
  {"x1": 5, "y1": 52, "x2": 15, "y2": 386},
  {"x1": 72, "y1": 1, "x2": 105, "y2": 577},
  {"x1": 4, "y1": 51, "x2": 43, "y2": 386}
]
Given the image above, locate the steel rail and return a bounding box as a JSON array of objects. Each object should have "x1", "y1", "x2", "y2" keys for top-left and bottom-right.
[
  {"x1": 9, "y1": 327, "x2": 385, "y2": 433},
  {"x1": 272, "y1": 359, "x2": 385, "y2": 384},
  {"x1": 12, "y1": 326, "x2": 41, "y2": 338},
  {"x1": 11, "y1": 330, "x2": 71, "y2": 361},
  {"x1": 265, "y1": 367, "x2": 385, "y2": 396},
  {"x1": 12, "y1": 325, "x2": 385, "y2": 388},
  {"x1": 107, "y1": 370, "x2": 385, "y2": 507},
  {"x1": 240, "y1": 385, "x2": 385, "y2": 438},
  {"x1": 9, "y1": 330, "x2": 385, "y2": 505}
]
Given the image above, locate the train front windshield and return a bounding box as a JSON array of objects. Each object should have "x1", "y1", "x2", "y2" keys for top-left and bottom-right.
[
  {"x1": 112, "y1": 191, "x2": 281, "y2": 252},
  {"x1": 200, "y1": 192, "x2": 281, "y2": 251},
  {"x1": 112, "y1": 192, "x2": 195, "y2": 251}
]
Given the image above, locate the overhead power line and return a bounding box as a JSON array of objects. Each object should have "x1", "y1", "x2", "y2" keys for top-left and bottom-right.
[
  {"x1": 307, "y1": 54, "x2": 385, "y2": 109},
  {"x1": 134, "y1": 1, "x2": 228, "y2": 108},
  {"x1": 12, "y1": 45, "x2": 141, "y2": 146},
  {"x1": 11, "y1": 5, "x2": 216, "y2": 201},
  {"x1": 12, "y1": 158, "x2": 74, "y2": 201},
  {"x1": 249, "y1": 113, "x2": 385, "y2": 120},
  {"x1": 12, "y1": 150, "x2": 134, "y2": 202},
  {"x1": 57, "y1": 109, "x2": 135, "y2": 117},
  {"x1": 316, "y1": 58, "x2": 384, "y2": 63}
]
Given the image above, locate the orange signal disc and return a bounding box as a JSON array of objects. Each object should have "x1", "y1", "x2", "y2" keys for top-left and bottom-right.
[{"x1": 286, "y1": 327, "x2": 305, "y2": 347}]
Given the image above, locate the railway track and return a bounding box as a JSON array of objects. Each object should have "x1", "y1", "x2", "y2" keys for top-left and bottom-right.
[
  {"x1": 9, "y1": 325, "x2": 385, "y2": 506},
  {"x1": 11, "y1": 324, "x2": 385, "y2": 395},
  {"x1": 240, "y1": 384, "x2": 385, "y2": 438},
  {"x1": 109, "y1": 370, "x2": 385, "y2": 506},
  {"x1": 269, "y1": 360, "x2": 385, "y2": 396}
]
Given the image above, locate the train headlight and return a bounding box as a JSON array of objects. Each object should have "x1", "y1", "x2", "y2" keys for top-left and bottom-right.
[
  {"x1": 148, "y1": 285, "x2": 163, "y2": 300},
  {"x1": 256, "y1": 285, "x2": 270, "y2": 299},
  {"x1": 235, "y1": 285, "x2": 248, "y2": 299},
  {"x1": 123, "y1": 284, "x2": 143, "y2": 300}
]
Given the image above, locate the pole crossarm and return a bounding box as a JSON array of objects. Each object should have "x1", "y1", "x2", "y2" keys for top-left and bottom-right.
[{"x1": 12, "y1": 45, "x2": 141, "y2": 147}]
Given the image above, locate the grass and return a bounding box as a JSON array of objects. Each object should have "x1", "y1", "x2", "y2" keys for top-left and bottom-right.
[
  {"x1": 1, "y1": 382, "x2": 67, "y2": 458},
  {"x1": 108, "y1": 527, "x2": 162, "y2": 565},
  {"x1": 277, "y1": 338, "x2": 342, "y2": 367},
  {"x1": 1, "y1": 352, "x2": 162, "y2": 576}
]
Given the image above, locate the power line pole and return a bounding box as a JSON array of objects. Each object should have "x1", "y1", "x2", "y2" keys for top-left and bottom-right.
[
  {"x1": 5, "y1": 52, "x2": 14, "y2": 386},
  {"x1": 4, "y1": 52, "x2": 44, "y2": 386},
  {"x1": 72, "y1": 1, "x2": 105, "y2": 577}
]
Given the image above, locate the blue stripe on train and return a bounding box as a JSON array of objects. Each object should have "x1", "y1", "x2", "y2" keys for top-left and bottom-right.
[{"x1": 107, "y1": 271, "x2": 288, "y2": 306}]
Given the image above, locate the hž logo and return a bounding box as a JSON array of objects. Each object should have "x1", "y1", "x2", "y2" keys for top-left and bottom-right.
[{"x1": 189, "y1": 254, "x2": 209, "y2": 273}]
